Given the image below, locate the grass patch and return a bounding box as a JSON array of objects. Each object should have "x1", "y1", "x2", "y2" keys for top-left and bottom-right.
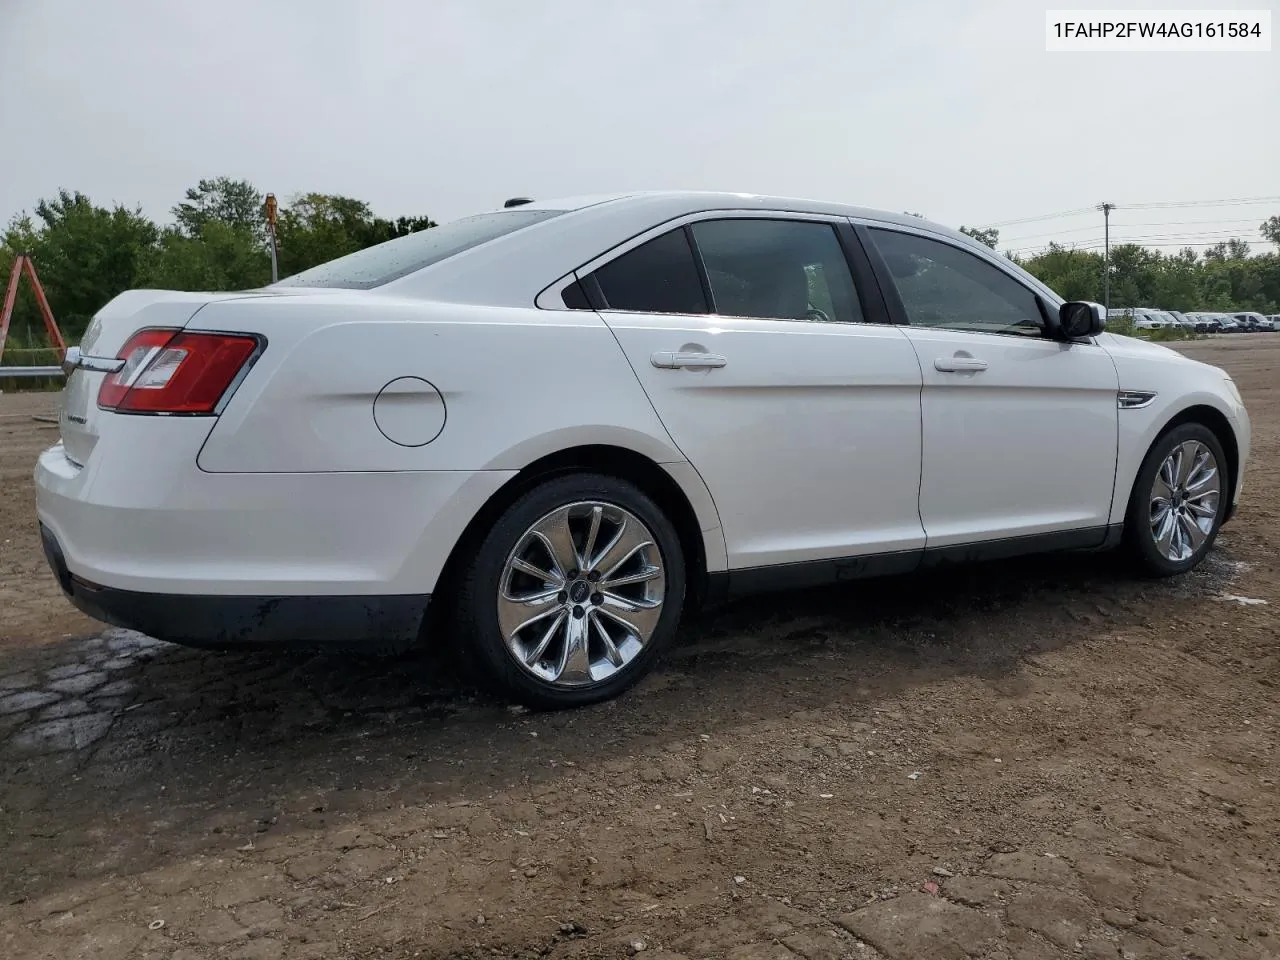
[{"x1": 0, "y1": 335, "x2": 67, "y2": 392}]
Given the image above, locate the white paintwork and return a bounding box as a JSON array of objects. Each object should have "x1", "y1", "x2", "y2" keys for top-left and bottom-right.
[
  {"x1": 605, "y1": 310, "x2": 925, "y2": 568},
  {"x1": 1096, "y1": 333, "x2": 1250, "y2": 524},
  {"x1": 37, "y1": 427, "x2": 514, "y2": 595},
  {"x1": 58, "y1": 290, "x2": 269, "y2": 466},
  {"x1": 901, "y1": 327, "x2": 1120, "y2": 545},
  {"x1": 372, "y1": 377, "x2": 446, "y2": 448},
  {"x1": 34, "y1": 190, "x2": 1251, "y2": 617},
  {"x1": 192, "y1": 299, "x2": 685, "y2": 474}
]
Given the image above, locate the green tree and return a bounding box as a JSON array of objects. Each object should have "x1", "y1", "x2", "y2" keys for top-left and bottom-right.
[
  {"x1": 959, "y1": 225, "x2": 999, "y2": 248},
  {"x1": 1259, "y1": 215, "x2": 1280, "y2": 250},
  {"x1": 1016, "y1": 243, "x2": 1104, "y2": 302},
  {"x1": 142, "y1": 221, "x2": 272, "y2": 292},
  {"x1": 275, "y1": 193, "x2": 371, "y2": 277},
  {"x1": 361, "y1": 214, "x2": 438, "y2": 246},
  {"x1": 275, "y1": 193, "x2": 434, "y2": 278},
  {"x1": 24, "y1": 190, "x2": 159, "y2": 337},
  {"x1": 1202, "y1": 238, "x2": 1252, "y2": 261},
  {"x1": 1, "y1": 182, "x2": 443, "y2": 363},
  {"x1": 174, "y1": 177, "x2": 265, "y2": 242}
]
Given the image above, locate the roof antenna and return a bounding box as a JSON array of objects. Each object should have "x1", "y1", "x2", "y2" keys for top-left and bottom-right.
[{"x1": 503, "y1": 197, "x2": 534, "y2": 208}]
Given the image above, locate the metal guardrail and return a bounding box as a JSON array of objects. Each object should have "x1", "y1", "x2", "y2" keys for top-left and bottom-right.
[{"x1": 0, "y1": 366, "x2": 64, "y2": 379}]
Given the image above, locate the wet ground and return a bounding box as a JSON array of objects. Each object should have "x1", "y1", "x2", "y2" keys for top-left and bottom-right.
[{"x1": 1, "y1": 336, "x2": 1277, "y2": 960}]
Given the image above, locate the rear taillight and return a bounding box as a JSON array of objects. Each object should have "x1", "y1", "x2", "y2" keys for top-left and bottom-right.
[{"x1": 97, "y1": 328, "x2": 262, "y2": 414}]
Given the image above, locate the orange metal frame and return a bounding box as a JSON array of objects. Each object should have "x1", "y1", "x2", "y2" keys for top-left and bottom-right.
[{"x1": 0, "y1": 255, "x2": 67, "y2": 364}]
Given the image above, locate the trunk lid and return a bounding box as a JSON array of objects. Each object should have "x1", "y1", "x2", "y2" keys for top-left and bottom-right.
[{"x1": 59, "y1": 290, "x2": 268, "y2": 465}]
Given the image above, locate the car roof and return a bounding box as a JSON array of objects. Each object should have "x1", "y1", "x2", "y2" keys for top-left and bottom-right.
[
  {"x1": 374, "y1": 189, "x2": 1063, "y2": 309},
  {"x1": 520, "y1": 190, "x2": 981, "y2": 246}
]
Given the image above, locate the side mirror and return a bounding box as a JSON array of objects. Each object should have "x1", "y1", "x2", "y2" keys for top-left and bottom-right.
[{"x1": 1057, "y1": 301, "x2": 1106, "y2": 339}]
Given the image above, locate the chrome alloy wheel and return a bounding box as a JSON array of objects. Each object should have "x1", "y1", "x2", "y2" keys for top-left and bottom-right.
[
  {"x1": 1149, "y1": 439, "x2": 1221, "y2": 562},
  {"x1": 497, "y1": 501, "x2": 666, "y2": 687}
]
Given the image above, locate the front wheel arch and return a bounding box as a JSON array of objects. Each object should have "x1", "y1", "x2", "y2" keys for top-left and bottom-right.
[
  {"x1": 1143, "y1": 404, "x2": 1239, "y2": 511},
  {"x1": 1123, "y1": 420, "x2": 1231, "y2": 576}
]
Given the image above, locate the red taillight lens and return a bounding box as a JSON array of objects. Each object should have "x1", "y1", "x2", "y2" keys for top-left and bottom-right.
[{"x1": 97, "y1": 328, "x2": 261, "y2": 414}]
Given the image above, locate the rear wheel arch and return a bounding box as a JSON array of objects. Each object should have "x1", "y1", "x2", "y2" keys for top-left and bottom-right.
[{"x1": 430, "y1": 445, "x2": 714, "y2": 620}]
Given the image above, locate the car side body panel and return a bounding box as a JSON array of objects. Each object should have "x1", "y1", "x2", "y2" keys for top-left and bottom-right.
[
  {"x1": 899, "y1": 325, "x2": 1121, "y2": 545},
  {"x1": 194, "y1": 298, "x2": 687, "y2": 473},
  {"x1": 1097, "y1": 333, "x2": 1251, "y2": 522}
]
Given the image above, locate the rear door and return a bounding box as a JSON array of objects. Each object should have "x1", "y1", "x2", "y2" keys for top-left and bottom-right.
[
  {"x1": 861, "y1": 224, "x2": 1119, "y2": 548},
  {"x1": 571, "y1": 212, "x2": 926, "y2": 571}
]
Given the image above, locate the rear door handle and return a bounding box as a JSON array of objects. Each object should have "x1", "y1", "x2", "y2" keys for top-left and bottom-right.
[
  {"x1": 651, "y1": 351, "x2": 728, "y2": 370},
  {"x1": 934, "y1": 356, "x2": 988, "y2": 373}
]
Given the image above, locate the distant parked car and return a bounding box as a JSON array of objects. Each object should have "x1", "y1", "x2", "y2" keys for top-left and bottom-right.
[
  {"x1": 1167, "y1": 311, "x2": 1196, "y2": 330},
  {"x1": 1233, "y1": 313, "x2": 1268, "y2": 332}
]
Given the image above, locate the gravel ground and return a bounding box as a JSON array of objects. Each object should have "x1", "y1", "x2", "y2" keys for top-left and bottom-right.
[{"x1": 1, "y1": 335, "x2": 1277, "y2": 960}]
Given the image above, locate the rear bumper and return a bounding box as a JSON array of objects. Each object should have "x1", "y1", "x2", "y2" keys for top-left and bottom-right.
[
  {"x1": 40, "y1": 523, "x2": 428, "y2": 648},
  {"x1": 34, "y1": 436, "x2": 513, "y2": 596}
]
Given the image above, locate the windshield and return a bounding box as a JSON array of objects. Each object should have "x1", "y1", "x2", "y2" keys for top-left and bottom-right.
[{"x1": 272, "y1": 209, "x2": 565, "y2": 290}]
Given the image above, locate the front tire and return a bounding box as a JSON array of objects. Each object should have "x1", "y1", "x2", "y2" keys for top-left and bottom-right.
[
  {"x1": 1125, "y1": 422, "x2": 1228, "y2": 577},
  {"x1": 453, "y1": 473, "x2": 686, "y2": 709}
]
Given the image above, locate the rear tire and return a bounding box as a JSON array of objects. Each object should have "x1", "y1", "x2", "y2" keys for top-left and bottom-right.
[
  {"x1": 452, "y1": 472, "x2": 686, "y2": 709},
  {"x1": 1124, "y1": 422, "x2": 1228, "y2": 577}
]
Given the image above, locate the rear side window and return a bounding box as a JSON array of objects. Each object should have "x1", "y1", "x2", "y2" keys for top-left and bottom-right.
[
  {"x1": 690, "y1": 219, "x2": 863, "y2": 324},
  {"x1": 273, "y1": 209, "x2": 565, "y2": 290},
  {"x1": 588, "y1": 229, "x2": 709, "y2": 314}
]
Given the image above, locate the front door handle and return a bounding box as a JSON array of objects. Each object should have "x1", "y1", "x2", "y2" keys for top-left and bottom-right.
[
  {"x1": 934, "y1": 356, "x2": 988, "y2": 373},
  {"x1": 651, "y1": 351, "x2": 728, "y2": 370}
]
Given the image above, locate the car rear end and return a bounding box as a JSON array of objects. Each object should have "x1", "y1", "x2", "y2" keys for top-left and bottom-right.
[{"x1": 34, "y1": 290, "x2": 441, "y2": 650}]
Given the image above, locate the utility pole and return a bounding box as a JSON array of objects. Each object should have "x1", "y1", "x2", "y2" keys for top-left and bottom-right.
[
  {"x1": 264, "y1": 193, "x2": 280, "y2": 283},
  {"x1": 1099, "y1": 202, "x2": 1114, "y2": 312}
]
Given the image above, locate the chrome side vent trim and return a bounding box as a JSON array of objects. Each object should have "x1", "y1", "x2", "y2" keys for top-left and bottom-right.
[{"x1": 1118, "y1": 389, "x2": 1157, "y2": 409}]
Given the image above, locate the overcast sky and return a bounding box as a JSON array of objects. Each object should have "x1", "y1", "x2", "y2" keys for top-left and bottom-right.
[{"x1": 2, "y1": 0, "x2": 1276, "y2": 255}]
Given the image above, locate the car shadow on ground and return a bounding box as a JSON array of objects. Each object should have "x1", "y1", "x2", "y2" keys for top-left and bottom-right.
[{"x1": 0, "y1": 544, "x2": 1242, "y2": 898}]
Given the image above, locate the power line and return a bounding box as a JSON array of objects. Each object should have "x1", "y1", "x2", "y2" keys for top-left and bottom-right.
[
  {"x1": 1118, "y1": 195, "x2": 1280, "y2": 210},
  {"x1": 1008, "y1": 226, "x2": 1267, "y2": 250},
  {"x1": 1001, "y1": 217, "x2": 1265, "y2": 245},
  {"x1": 1010, "y1": 232, "x2": 1261, "y2": 252},
  {"x1": 981, "y1": 194, "x2": 1280, "y2": 230},
  {"x1": 981, "y1": 206, "x2": 1097, "y2": 229},
  {"x1": 1109, "y1": 229, "x2": 1264, "y2": 242},
  {"x1": 1012, "y1": 237, "x2": 1250, "y2": 253}
]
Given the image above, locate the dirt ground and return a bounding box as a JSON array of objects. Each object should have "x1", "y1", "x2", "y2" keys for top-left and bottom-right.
[{"x1": 1, "y1": 336, "x2": 1277, "y2": 960}]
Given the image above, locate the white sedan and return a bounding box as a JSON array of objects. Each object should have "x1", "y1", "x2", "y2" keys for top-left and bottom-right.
[{"x1": 35, "y1": 192, "x2": 1251, "y2": 708}]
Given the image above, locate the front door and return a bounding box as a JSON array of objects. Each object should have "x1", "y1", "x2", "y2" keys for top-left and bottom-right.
[
  {"x1": 576, "y1": 215, "x2": 926, "y2": 570},
  {"x1": 863, "y1": 225, "x2": 1120, "y2": 548}
]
